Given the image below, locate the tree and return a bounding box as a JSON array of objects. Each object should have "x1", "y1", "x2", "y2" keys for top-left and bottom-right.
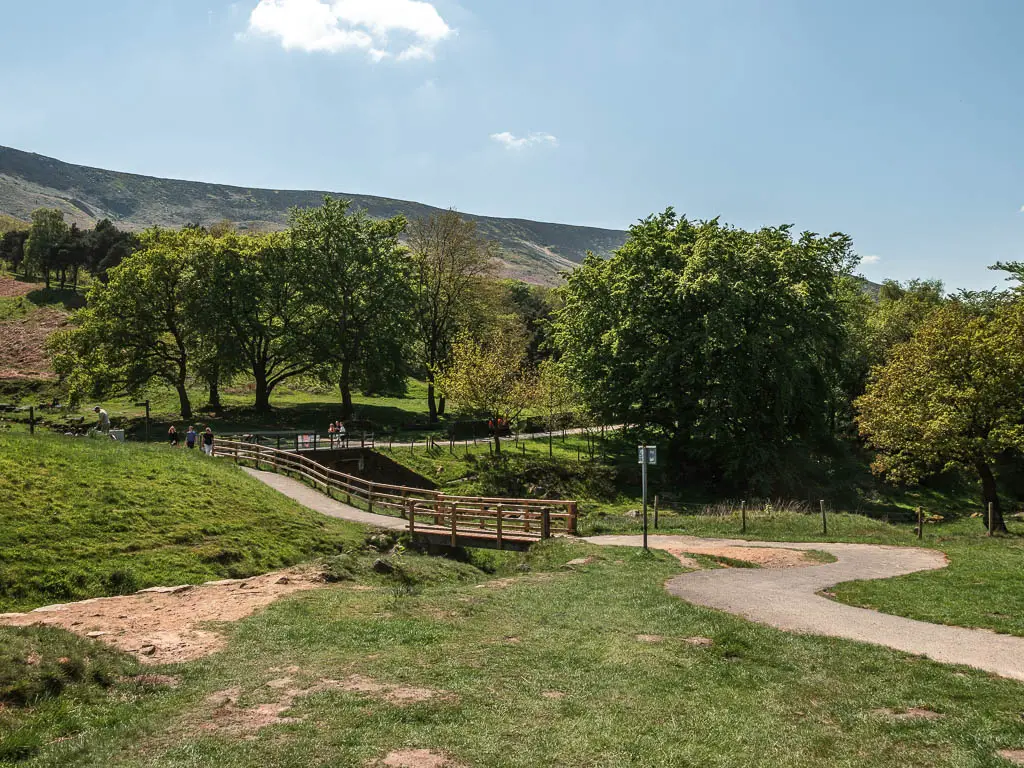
[
  {"x1": 536, "y1": 359, "x2": 580, "y2": 456},
  {"x1": 290, "y1": 198, "x2": 415, "y2": 419},
  {"x1": 212, "y1": 232, "x2": 323, "y2": 413},
  {"x1": 436, "y1": 326, "x2": 536, "y2": 455},
  {"x1": 50, "y1": 229, "x2": 207, "y2": 419},
  {"x1": 83, "y1": 219, "x2": 138, "y2": 281},
  {"x1": 408, "y1": 210, "x2": 496, "y2": 422},
  {"x1": 0, "y1": 230, "x2": 28, "y2": 273},
  {"x1": 23, "y1": 209, "x2": 70, "y2": 287},
  {"x1": 553, "y1": 210, "x2": 856, "y2": 493},
  {"x1": 856, "y1": 301, "x2": 1024, "y2": 532},
  {"x1": 867, "y1": 279, "x2": 945, "y2": 361}
]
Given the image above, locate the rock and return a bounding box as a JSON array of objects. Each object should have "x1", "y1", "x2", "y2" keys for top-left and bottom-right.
[
  {"x1": 140, "y1": 645, "x2": 157, "y2": 656},
  {"x1": 372, "y1": 559, "x2": 395, "y2": 575},
  {"x1": 86, "y1": 631, "x2": 108, "y2": 638},
  {"x1": 684, "y1": 637, "x2": 714, "y2": 647},
  {"x1": 626, "y1": 509, "x2": 641, "y2": 518},
  {"x1": 138, "y1": 585, "x2": 193, "y2": 595},
  {"x1": 564, "y1": 557, "x2": 595, "y2": 567},
  {"x1": 275, "y1": 576, "x2": 291, "y2": 585}
]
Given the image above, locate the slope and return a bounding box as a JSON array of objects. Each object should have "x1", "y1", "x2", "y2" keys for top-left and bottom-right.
[{"x1": 0, "y1": 145, "x2": 627, "y2": 285}]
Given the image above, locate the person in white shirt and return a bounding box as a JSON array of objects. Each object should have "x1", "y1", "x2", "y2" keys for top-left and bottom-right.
[{"x1": 93, "y1": 406, "x2": 111, "y2": 433}]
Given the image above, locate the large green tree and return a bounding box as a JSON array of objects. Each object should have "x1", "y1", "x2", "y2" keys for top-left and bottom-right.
[
  {"x1": 290, "y1": 198, "x2": 415, "y2": 418},
  {"x1": 23, "y1": 208, "x2": 70, "y2": 287},
  {"x1": 211, "y1": 232, "x2": 322, "y2": 413},
  {"x1": 856, "y1": 301, "x2": 1024, "y2": 532},
  {"x1": 50, "y1": 229, "x2": 207, "y2": 419},
  {"x1": 408, "y1": 210, "x2": 496, "y2": 423},
  {"x1": 553, "y1": 210, "x2": 856, "y2": 493}
]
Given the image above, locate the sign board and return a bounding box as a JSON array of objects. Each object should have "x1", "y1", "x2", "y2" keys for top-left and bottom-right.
[
  {"x1": 638, "y1": 445, "x2": 657, "y2": 465},
  {"x1": 297, "y1": 434, "x2": 315, "y2": 451}
]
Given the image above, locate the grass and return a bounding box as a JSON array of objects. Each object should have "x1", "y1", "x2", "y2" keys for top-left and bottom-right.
[
  {"x1": 2, "y1": 540, "x2": 1024, "y2": 766},
  {"x1": 0, "y1": 432, "x2": 366, "y2": 612}
]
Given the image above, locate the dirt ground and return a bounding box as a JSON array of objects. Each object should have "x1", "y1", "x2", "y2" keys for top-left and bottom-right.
[
  {"x1": 660, "y1": 543, "x2": 819, "y2": 569},
  {"x1": 0, "y1": 568, "x2": 328, "y2": 664},
  {"x1": 0, "y1": 275, "x2": 38, "y2": 298},
  {"x1": 0, "y1": 307, "x2": 67, "y2": 379}
]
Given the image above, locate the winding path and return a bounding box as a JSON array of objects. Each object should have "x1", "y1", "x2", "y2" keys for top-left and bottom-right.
[
  {"x1": 240, "y1": 467, "x2": 1024, "y2": 683},
  {"x1": 586, "y1": 535, "x2": 1024, "y2": 682}
]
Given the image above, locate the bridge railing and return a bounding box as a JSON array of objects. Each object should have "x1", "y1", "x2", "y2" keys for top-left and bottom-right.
[{"x1": 214, "y1": 438, "x2": 577, "y2": 542}]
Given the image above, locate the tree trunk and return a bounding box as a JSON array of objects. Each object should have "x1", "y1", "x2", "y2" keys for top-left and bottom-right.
[
  {"x1": 339, "y1": 362, "x2": 354, "y2": 420},
  {"x1": 427, "y1": 380, "x2": 438, "y2": 424},
  {"x1": 206, "y1": 371, "x2": 223, "y2": 415},
  {"x1": 976, "y1": 460, "x2": 1007, "y2": 533},
  {"x1": 438, "y1": 395, "x2": 446, "y2": 418},
  {"x1": 254, "y1": 372, "x2": 271, "y2": 413},
  {"x1": 493, "y1": 430, "x2": 501, "y2": 456},
  {"x1": 176, "y1": 383, "x2": 193, "y2": 421}
]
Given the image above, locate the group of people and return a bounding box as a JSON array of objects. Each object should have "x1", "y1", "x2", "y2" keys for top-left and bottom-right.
[
  {"x1": 168, "y1": 424, "x2": 215, "y2": 455},
  {"x1": 327, "y1": 421, "x2": 347, "y2": 436}
]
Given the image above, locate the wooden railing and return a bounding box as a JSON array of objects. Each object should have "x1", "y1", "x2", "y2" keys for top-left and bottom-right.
[{"x1": 214, "y1": 439, "x2": 578, "y2": 544}]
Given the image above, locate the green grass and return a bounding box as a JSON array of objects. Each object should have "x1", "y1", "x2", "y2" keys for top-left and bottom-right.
[
  {"x1": 3, "y1": 540, "x2": 1024, "y2": 767},
  {"x1": 0, "y1": 432, "x2": 365, "y2": 612}
]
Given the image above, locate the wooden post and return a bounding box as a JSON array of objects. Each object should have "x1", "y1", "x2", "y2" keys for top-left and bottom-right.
[
  {"x1": 450, "y1": 503, "x2": 458, "y2": 547},
  {"x1": 368, "y1": 483, "x2": 375, "y2": 514},
  {"x1": 653, "y1": 495, "x2": 659, "y2": 529},
  {"x1": 407, "y1": 500, "x2": 416, "y2": 533},
  {"x1": 496, "y1": 505, "x2": 504, "y2": 550},
  {"x1": 741, "y1": 500, "x2": 747, "y2": 534},
  {"x1": 568, "y1": 502, "x2": 578, "y2": 535},
  {"x1": 988, "y1": 502, "x2": 994, "y2": 537},
  {"x1": 917, "y1": 506, "x2": 923, "y2": 539},
  {"x1": 29, "y1": 406, "x2": 34, "y2": 435},
  {"x1": 542, "y1": 508, "x2": 551, "y2": 540},
  {"x1": 820, "y1": 499, "x2": 827, "y2": 536}
]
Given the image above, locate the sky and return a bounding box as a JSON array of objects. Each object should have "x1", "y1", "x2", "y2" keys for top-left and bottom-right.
[{"x1": 2, "y1": 0, "x2": 1023, "y2": 291}]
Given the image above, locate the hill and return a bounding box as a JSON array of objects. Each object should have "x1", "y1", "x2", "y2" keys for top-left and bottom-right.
[
  {"x1": 0, "y1": 145, "x2": 627, "y2": 285},
  {"x1": 0, "y1": 432, "x2": 363, "y2": 611}
]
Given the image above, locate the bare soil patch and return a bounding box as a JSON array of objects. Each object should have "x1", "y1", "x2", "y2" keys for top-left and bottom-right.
[
  {"x1": 998, "y1": 750, "x2": 1024, "y2": 765},
  {"x1": 376, "y1": 749, "x2": 465, "y2": 768},
  {"x1": 541, "y1": 691, "x2": 566, "y2": 699},
  {"x1": 0, "y1": 568, "x2": 324, "y2": 664},
  {"x1": 338, "y1": 674, "x2": 444, "y2": 705},
  {"x1": 635, "y1": 634, "x2": 663, "y2": 643},
  {"x1": 873, "y1": 707, "x2": 944, "y2": 721},
  {"x1": 662, "y1": 543, "x2": 817, "y2": 569},
  {"x1": 683, "y1": 636, "x2": 715, "y2": 647},
  {"x1": 0, "y1": 307, "x2": 67, "y2": 379},
  {"x1": 0, "y1": 276, "x2": 39, "y2": 298}
]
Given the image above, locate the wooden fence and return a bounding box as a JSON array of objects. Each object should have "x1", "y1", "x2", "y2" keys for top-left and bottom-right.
[{"x1": 214, "y1": 438, "x2": 578, "y2": 546}]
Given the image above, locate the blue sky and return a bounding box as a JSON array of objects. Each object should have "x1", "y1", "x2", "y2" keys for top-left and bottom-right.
[{"x1": 2, "y1": 0, "x2": 1023, "y2": 290}]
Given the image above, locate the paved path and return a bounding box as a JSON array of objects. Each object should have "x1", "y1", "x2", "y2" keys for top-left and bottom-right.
[
  {"x1": 586, "y1": 534, "x2": 1024, "y2": 682},
  {"x1": 242, "y1": 468, "x2": 407, "y2": 531}
]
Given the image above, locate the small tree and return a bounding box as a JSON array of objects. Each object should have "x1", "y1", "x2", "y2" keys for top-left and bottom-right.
[
  {"x1": 536, "y1": 359, "x2": 580, "y2": 456},
  {"x1": 856, "y1": 301, "x2": 1024, "y2": 532},
  {"x1": 436, "y1": 327, "x2": 536, "y2": 455}
]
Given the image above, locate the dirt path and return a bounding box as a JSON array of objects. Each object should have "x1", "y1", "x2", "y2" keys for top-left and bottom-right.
[
  {"x1": 0, "y1": 568, "x2": 326, "y2": 664},
  {"x1": 586, "y1": 535, "x2": 1024, "y2": 682}
]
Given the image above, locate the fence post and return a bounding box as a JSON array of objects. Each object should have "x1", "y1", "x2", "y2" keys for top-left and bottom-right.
[
  {"x1": 917, "y1": 506, "x2": 924, "y2": 540},
  {"x1": 29, "y1": 406, "x2": 35, "y2": 435},
  {"x1": 820, "y1": 499, "x2": 827, "y2": 536},
  {"x1": 496, "y1": 505, "x2": 504, "y2": 550},
  {"x1": 568, "y1": 502, "x2": 578, "y2": 535},
  {"x1": 368, "y1": 483, "x2": 375, "y2": 514},
  {"x1": 653, "y1": 495, "x2": 659, "y2": 530},
  {"x1": 741, "y1": 500, "x2": 747, "y2": 534},
  {"x1": 542, "y1": 508, "x2": 551, "y2": 540},
  {"x1": 988, "y1": 502, "x2": 994, "y2": 537},
  {"x1": 407, "y1": 500, "x2": 415, "y2": 533},
  {"x1": 450, "y1": 502, "x2": 458, "y2": 547}
]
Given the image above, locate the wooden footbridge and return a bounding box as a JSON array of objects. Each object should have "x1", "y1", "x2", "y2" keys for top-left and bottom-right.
[{"x1": 214, "y1": 439, "x2": 578, "y2": 550}]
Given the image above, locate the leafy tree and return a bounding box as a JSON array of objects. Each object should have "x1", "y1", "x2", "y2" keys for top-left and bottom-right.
[
  {"x1": 50, "y1": 229, "x2": 207, "y2": 418},
  {"x1": 408, "y1": 210, "x2": 496, "y2": 422},
  {"x1": 436, "y1": 326, "x2": 536, "y2": 455},
  {"x1": 867, "y1": 279, "x2": 945, "y2": 361},
  {"x1": 856, "y1": 301, "x2": 1024, "y2": 532},
  {"x1": 84, "y1": 219, "x2": 138, "y2": 280},
  {"x1": 500, "y1": 281, "x2": 559, "y2": 366},
  {"x1": 211, "y1": 232, "x2": 323, "y2": 412},
  {"x1": 553, "y1": 210, "x2": 856, "y2": 493},
  {"x1": 290, "y1": 198, "x2": 415, "y2": 418},
  {"x1": 23, "y1": 208, "x2": 70, "y2": 287},
  {"x1": 536, "y1": 359, "x2": 581, "y2": 456},
  {"x1": 0, "y1": 230, "x2": 28, "y2": 273}
]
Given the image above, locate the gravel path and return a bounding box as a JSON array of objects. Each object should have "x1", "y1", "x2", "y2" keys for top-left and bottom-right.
[
  {"x1": 241, "y1": 468, "x2": 407, "y2": 531},
  {"x1": 586, "y1": 534, "x2": 1024, "y2": 682}
]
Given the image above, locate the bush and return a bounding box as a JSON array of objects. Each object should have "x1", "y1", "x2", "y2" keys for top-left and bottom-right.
[{"x1": 476, "y1": 455, "x2": 617, "y2": 500}]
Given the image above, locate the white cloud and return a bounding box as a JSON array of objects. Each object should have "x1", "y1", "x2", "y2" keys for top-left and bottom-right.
[
  {"x1": 1019, "y1": 204, "x2": 1024, "y2": 213},
  {"x1": 861, "y1": 254, "x2": 882, "y2": 265},
  {"x1": 247, "y1": 0, "x2": 453, "y2": 61},
  {"x1": 490, "y1": 131, "x2": 559, "y2": 150}
]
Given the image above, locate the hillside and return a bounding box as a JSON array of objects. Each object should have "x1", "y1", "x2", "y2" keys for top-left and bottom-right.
[{"x1": 0, "y1": 145, "x2": 627, "y2": 285}]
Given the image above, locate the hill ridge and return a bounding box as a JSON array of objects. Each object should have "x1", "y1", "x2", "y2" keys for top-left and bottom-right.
[{"x1": 0, "y1": 144, "x2": 627, "y2": 285}]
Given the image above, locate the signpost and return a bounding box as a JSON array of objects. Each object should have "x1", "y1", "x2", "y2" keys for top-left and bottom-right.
[
  {"x1": 134, "y1": 400, "x2": 150, "y2": 443},
  {"x1": 638, "y1": 445, "x2": 657, "y2": 551}
]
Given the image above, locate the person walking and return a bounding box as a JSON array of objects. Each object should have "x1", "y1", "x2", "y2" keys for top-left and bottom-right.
[
  {"x1": 185, "y1": 425, "x2": 197, "y2": 450},
  {"x1": 202, "y1": 426, "x2": 215, "y2": 456},
  {"x1": 168, "y1": 425, "x2": 179, "y2": 447}
]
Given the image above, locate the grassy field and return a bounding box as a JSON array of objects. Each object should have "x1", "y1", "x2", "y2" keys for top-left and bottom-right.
[
  {"x1": 0, "y1": 432, "x2": 365, "y2": 612},
  {"x1": 2, "y1": 540, "x2": 1024, "y2": 766}
]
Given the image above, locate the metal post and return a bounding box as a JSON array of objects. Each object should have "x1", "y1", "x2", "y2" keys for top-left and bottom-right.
[
  {"x1": 741, "y1": 500, "x2": 747, "y2": 534},
  {"x1": 642, "y1": 444, "x2": 649, "y2": 552},
  {"x1": 653, "y1": 495, "x2": 659, "y2": 529},
  {"x1": 820, "y1": 499, "x2": 827, "y2": 536}
]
